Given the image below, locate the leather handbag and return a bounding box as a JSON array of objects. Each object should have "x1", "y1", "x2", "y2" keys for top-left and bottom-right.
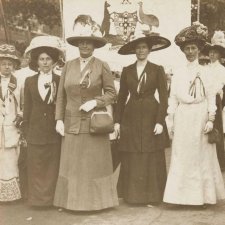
[
  {"x1": 90, "y1": 111, "x2": 114, "y2": 134},
  {"x1": 208, "y1": 128, "x2": 221, "y2": 144}
]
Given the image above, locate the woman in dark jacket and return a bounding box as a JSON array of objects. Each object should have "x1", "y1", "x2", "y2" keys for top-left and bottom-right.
[
  {"x1": 114, "y1": 34, "x2": 170, "y2": 204},
  {"x1": 23, "y1": 36, "x2": 64, "y2": 207}
]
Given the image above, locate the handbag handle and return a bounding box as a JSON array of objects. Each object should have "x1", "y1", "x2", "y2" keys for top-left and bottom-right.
[{"x1": 91, "y1": 111, "x2": 113, "y2": 119}]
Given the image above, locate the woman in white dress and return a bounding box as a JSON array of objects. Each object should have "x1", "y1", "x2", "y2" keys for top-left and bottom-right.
[
  {"x1": 163, "y1": 22, "x2": 225, "y2": 206},
  {"x1": 0, "y1": 44, "x2": 22, "y2": 202},
  {"x1": 203, "y1": 31, "x2": 225, "y2": 171}
]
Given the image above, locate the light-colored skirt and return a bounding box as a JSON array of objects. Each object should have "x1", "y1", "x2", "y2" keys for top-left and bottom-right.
[
  {"x1": 0, "y1": 131, "x2": 21, "y2": 201},
  {"x1": 164, "y1": 101, "x2": 225, "y2": 205},
  {"x1": 54, "y1": 133, "x2": 119, "y2": 211}
]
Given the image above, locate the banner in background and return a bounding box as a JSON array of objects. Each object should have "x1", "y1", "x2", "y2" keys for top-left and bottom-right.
[{"x1": 63, "y1": 0, "x2": 191, "y2": 72}]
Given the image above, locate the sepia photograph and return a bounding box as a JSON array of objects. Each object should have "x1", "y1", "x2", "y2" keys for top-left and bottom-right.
[{"x1": 1, "y1": 0, "x2": 225, "y2": 224}]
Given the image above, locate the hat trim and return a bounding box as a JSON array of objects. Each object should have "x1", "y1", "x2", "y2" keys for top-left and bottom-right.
[
  {"x1": 118, "y1": 36, "x2": 171, "y2": 55},
  {"x1": 67, "y1": 36, "x2": 107, "y2": 48}
]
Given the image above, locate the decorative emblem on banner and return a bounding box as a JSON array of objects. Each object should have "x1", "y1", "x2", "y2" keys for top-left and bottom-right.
[
  {"x1": 99, "y1": 0, "x2": 159, "y2": 47},
  {"x1": 113, "y1": 11, "x2": 138, "y2": 42}
]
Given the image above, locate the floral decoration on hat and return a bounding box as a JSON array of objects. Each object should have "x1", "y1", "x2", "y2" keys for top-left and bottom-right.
[
  {"x1": 175, "y1": 21, "x2": 208, "y2": 47},
  {"x1": 0, "y1": 44, "x2": 20, "y2": 66}
]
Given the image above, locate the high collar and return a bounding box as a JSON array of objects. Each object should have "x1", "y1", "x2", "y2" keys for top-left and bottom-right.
[
  {"x1": 137, "y1": 59, "x2": 148, "y2": 67},
  {"x1": 0, "y1": 73, "x2": 11, "y2": 80},
  {"x1": 209, "y1": 60, "x2": 220, "y2": 68},
  {"x1": 186, "y1": 59, "x2": 199, "y2": 68},
  {"x1": 79, "y1": 55, "x2": 93, "y2": 63},
  {"x1": 39, "y1": 70, "x2": 53, "y2": 76}
]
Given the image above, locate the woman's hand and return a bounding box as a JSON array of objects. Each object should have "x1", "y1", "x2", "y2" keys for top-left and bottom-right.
[
  {"x1": 204, "y1": 121, "x2": 213, "y2": 134},
  {"x1": 114, "y1": 123, "x2": 120, "y2": 139},
  {"x1": 154, "y1": 123, "x2": 163, "y2": 135},
  {"x1": 56, "y1": 120, "x2": 65, "y2": 136},
  {"x1": 79, "y1": 100, "x2": 97, "y2": 112}
]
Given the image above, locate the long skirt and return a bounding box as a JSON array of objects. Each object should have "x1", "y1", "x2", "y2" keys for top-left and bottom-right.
[
  {"x1": 215, "y1": 94, "x2": 225, "y2": 171},
  {"x1": 54, "y1": 133, "x2": 119, "y2": 211},
  {"x1": 164, "y1": 101, "x2": 225, "y2": 205},
  {"x1": 27, "y1": 143, "x2": 60, "y2": 206},
  {"x1": 0, "y1": 146, "x2": 21, "y2": 202},
  {"x1": 120, "y1": 150, "x2": 167, "y2": 204}
]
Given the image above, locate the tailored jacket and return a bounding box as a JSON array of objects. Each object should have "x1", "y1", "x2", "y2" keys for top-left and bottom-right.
[
  {"x1": 115, "y1": 61, "x2": 168, "y2": 152},
  {"x1": 55, "y1": 57, "x2": 116, "y2": 134},
  {"x1": 23, "y1": 73, "x2": 61, "y2": 145},
  {"x1": 0, "y1": 75, "x2": 22, "y2": 148}
]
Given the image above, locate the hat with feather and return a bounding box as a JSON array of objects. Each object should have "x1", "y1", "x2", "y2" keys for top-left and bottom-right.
[
  {"x1": 202, "y1": 31, "x2": 225, "y2": 58},
  {"x1": 0, "y1": 44, "x2": 20, "y2": 66},
  {"x1": 175, "y1": 21, "x2": 208, "y2": 50},
  {"x1": 67, "y1": 15, "x2": 107, "y2": 48}
]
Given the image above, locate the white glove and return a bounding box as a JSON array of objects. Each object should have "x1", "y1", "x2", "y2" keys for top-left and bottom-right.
[
  {"x1": 114, "y1": 123, "x2": 120, "y2": 139},
  {"x1": 79, "y1": 100, "x2": 97, "y2": 112},
  {"x1": 56, "y1": 120, "x2": 65, "y2": 136},
  {"x1": 154, "y1": 123, "x2": 163, "y2": 135},
  {"x1": 204, "y1": 121, "x2": 213, "y2": 134}
]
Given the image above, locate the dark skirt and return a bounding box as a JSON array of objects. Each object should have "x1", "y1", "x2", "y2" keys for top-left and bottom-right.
[
  {"x1": 27, "y1": 143, "x2": 60, "y2": 206},
  {"x1": 120, "y1": 149, "x2": 167, "y2": 204},
  {"x1": 215, "y1": 94, "x2": 225, "y2": 171}
]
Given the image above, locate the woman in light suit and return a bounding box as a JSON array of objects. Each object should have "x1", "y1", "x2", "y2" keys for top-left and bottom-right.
[
  {"x1": 0, "y1": 44, "x2": 22, "y2": 202},
  {"x1": 54, "y1": 16, "x2": 118, "y2": 211}
]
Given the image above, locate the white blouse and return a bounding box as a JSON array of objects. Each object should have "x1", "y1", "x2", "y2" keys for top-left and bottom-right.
[
  {"x1": 136, "y1": 59, "x2": 147, "y2": 79},
  {"x1": 168, "y1": 60, "x2": 217, "y2": 116},
  {"x1": 38, "y1": 71, "x2": 53, "y2": 101},
  {"x1": 79, "y1": 56, "x2": 93, "y2": 71},
  {"x1": 207, "y1": 60, "x2": 225, "y2": 94}
]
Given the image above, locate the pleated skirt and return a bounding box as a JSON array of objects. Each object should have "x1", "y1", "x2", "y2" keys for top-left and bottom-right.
[{"x1": 54, "y1": 133, "x2": 119, "y2": 211}]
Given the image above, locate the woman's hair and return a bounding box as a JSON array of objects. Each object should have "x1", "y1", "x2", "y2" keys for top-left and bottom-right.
[{"x1": 29, "y1": 47, "x2": 60, "y2": 71}]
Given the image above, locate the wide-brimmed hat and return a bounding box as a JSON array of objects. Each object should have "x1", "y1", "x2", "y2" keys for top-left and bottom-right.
[
  {"x1": 0, "y1": 44, "x2": 20, "y2": 66},
  {"x1": 25, "y1": 35, "x2": 65, "y2": 71},
  {"x1": 67, "y1": 15, "x2": 106, "y2": 48},
  {"x1": 202, "y1": 31, "x2": 225, "y2": 57},
  {"x1": 118, "y1": 32, "x2": 171, "y2": 55},
  {"x1": 175, "y1": 21, "x2": 208, "y2": 49},
  {"x1": 25, "y1": 35, "x2": 65, "y2": 56}
]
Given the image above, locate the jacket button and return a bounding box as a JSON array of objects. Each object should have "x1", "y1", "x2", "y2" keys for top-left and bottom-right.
[{"x1": 44, "y1": 113, "x2": 47, "y2": 116}]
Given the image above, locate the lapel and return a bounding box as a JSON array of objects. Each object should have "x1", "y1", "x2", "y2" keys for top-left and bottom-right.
[
  {"x1": 129, "y1": 61, "x2": 152, "y2": 92},
  {"x1": 0, "y1": 74, "x2": 17, "y2": 101},
  {"x1": 35, "y1": 72, "x2": 59, "y2": 103}
]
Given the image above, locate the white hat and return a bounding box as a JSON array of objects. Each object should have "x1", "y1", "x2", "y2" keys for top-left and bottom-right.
[{"x1": 25, "y1": 35, "x2": 65, "y2": 56}]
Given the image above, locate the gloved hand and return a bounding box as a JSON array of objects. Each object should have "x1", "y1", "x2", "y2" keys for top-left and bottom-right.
[
  {"x1": 79, "y1": 100, "x2": 97, "y2": 112},
  {"x1": 56, "y1": 120, "x2": 65, "y2": 136},
  {"x1": 154, "y1": 123, "x2": 163, "y2": 135},
  {"x1": 114, "y1": 123, "x2": 120, "y2": 139},
  {"x1": 204, "y1": 121, "x2": 213, "y2": 134}
]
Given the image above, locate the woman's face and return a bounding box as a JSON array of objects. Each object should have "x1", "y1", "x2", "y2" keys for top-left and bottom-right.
[
  {"x1": 37, "y1": 52, "x2": 54, "y2": 73},
  {"x1": 0, "y1": 59, "x2": 14, "y2": 77},
  {"x1": 78, "y1": 40, "x2": 95, "y2": 58},
  {"x1": 135, "y1": 42, "x2": 150, "y2": 61},
  {"x1": 209, "y1": 49, "x2": 221, "y2": 63},
  {"x1": 183, "y1": 43, "x2": 200, "y2": 62}
]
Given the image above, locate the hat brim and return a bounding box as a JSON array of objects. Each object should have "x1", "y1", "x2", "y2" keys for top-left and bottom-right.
[
  {"x1": 67, "y1": 36, "x2": 107, "y2": 48},
  {"x1": 118, "y1": 36, "x2": 171, "y2": 55},
  {"x1": 202, "y1": 43, "x2": 225, "y2": 58},
  {"x1": 0, "y1": 55, "x2": 20, "y2": 67}
]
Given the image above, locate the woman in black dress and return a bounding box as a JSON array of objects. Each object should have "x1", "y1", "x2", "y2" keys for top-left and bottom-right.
[
  {"x1": 23, "y1": 36, "x2": 64, "y2": 206},
  {"x1": 114, "y1": 34, "x2": 170, "y2": 204}
]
